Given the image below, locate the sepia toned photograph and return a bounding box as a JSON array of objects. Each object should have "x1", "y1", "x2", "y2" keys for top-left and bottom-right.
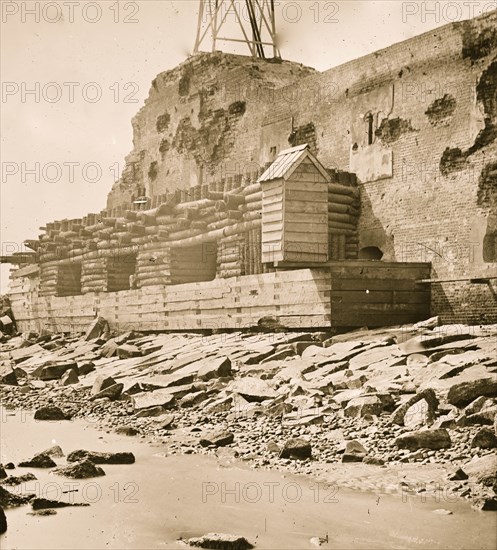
[{"x1": 1, "y1": 0, "x2": 496, "y2": 548}]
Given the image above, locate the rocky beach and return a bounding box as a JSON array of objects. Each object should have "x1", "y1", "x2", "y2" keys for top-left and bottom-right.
[{"x1": 1, "y1": 317, "x2": 497, "y2": 548}]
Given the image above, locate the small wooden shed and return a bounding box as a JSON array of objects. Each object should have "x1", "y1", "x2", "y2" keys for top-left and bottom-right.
[{"x1": 259, "y1": 144, "x2": 330, "y2": 265}]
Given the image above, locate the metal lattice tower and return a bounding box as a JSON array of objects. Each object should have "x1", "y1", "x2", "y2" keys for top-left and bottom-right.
[{"x1": 194, "y1": 0, "x2": 280, "y2": 59}]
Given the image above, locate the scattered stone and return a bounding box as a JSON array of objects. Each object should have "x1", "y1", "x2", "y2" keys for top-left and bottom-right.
[
  {"x1": 471, "y1": 428, "x2": 497, "y2": 449},
  {"x1": 433, "y1": 508, "x2": 453, "y2": 515},
  {"x1": 280, "y1": 438, "x2": 312, "y2": 460},
  {"x1": 199, "y1": 431, "x2": 234, "y2": 448},
  {"x1": 54, "y1": 459, "x2": 105, "y2": 479},
  {"x1": 4, "y1": 464, "x2": 14, "y2": 470},
  {"x1": 34, "y1": 406, "x2": 68, "y2": 421},
  {"x1": 0, "y1": 465, "x2": 6, "y2": 480},
  {"x1": 187, "y1": 533, "x2": 253, "y2": 550},
  {"x1": 66, "y1": 450, "x2": 135, "y2": 464},
  {"x1": 395, "y1": 429, "x2": 452, "y2": 450},
  {"x1": 18, "y1": 453, "x2": 56, "y2": 468}
]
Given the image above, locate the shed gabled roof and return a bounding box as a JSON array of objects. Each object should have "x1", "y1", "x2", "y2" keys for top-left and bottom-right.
[{"x1": 258, "y1": 144, "x2": 331, "y2": 183}]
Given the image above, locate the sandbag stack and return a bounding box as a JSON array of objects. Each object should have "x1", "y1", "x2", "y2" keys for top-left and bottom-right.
[
  {"x1": 81, "y1": 259, "x2": 107, "y2": 294},
  {"x1": 327, "y1": 171, "x2": 360, "y2": 260}
]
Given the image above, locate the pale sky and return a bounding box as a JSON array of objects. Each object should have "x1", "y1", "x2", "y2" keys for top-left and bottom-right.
[{"x1": 1, "y1": 0, "x2": 491, "y2": 292}]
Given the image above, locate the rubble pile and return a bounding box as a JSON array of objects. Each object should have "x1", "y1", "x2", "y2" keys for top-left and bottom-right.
[{"x1": 1, "y1": 318, "x2": 496, "y2": 509}]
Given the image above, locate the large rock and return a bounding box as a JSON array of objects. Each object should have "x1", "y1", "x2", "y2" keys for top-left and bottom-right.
[
  {"x1": 54, "y1": 459, "x2": 105, "y2": 479},
  {"x1": 60, "y1": 369, "x2": 79, "y2": 386},
  {"x1": 395, "y1": 429, "x2": 452, "y2": 450},
  {"x1": 463, "y1": 454, "x2": 497, "y2": 486},
  {"x1": 66, "y1": 450, "x2": 135, "y2": 464},
  {"x1": 447, "y1": 378, "x2": 497, "y2": 407},
  {"x1": 179, "y1": 391, "x2": 209, "y2": 408},
  {"x1": 117, "y1": 344, "x2": 141, "y2": 359},
  {"x1": 135, "y1": 405, "x2": 166, "y2": 418},
  {"x1": 132, "y1": 389, "x2": 176, "y2": 412},
  {"x1": 18, "y1": 453, "x2": 56, "y2": 468},
  {"x1": 280, "y1": 438, "x2": 312, "y2": 460},
  {"x1": 0, "y1": 506, "x2": 6, "y2": 534},
  {"x1": 42, "y1": 445, "x2": 64, "y2": 458},
  {"x1": 342, "y1": 440, "x2": 367, "y2": 463},
  {"x1": 1, "y1": 473, "x2": 37, "y2": 486},
  {"x1": 89, "y1": 383, "x2": 123, "y2": 401},
  {"x1": 31, "y1": 498, "x2": 89, "y2": 510},
  {"x1": 0, "y1": 486, "x2": 33, "y2": 507},
  {"x1": 0, "y1": 465, "x2": 6, "y2": 480},
  {"x1": 471, "y1": 428, "x2": 497, "y2": 449},
  {"x1": 197, "y1": 357, "x2": 232, "y2": 381},
  {"x1": 187, "y1": 533, "x2": 253, "y2": 550},
  {"x1": 344, "y1": 395, "x2": 383, "y2": 418},
  {"x1": 229, "y1": 377, "x2": 277, "y2": 402},
  {"x1": 85, "y1": 316, "x2": 109, "y2": 341},
  {"x1": 38, "y1": 362, "x2": 78, "y2": 381},
  {"x1": 78, "y1": 362, "x2": 95, "y2": 376},
  {"x1": 199, "y1": 431, "x2": 234, "y2": 448},
  {"x1": 0, "y1": 365, "x2": 17, "y2": 386},
  {"x1": 100, "y1": 339, "x2": 118, "y2": 358},
  {"x1": 466, "y1": 405, "x2": 497, "y2": 426},
  {"x1": 391, "y1": 389, "x2": 439, "y2": 427},
  {"x1": 34, "y1": 406, "x2": 70, "y2": 420},
  {"x1": 91, "y1": 376, "x2": 116, "y2": 396}
]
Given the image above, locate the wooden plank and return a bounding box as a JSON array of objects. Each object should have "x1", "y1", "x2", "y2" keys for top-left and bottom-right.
[
  {"x1": 331, "y1": 290, "x2": 430, "y2": 304},
  {"x1": 285, "y1": 190, "x2": 328, "y2": 202},
  {"x1": 285, "y1": 180, "x2": 328, "y2": 192},
  {"x1": 331, "y1": 278, "x2": 426, "y2": 291},
  {"x1": 332, "y1": 312, "x2": 428, "y2": 328}
]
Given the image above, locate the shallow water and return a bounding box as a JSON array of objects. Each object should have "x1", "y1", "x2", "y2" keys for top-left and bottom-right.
[{"x1": 0, "y1": 406, "x2": 496, "y2": 550}]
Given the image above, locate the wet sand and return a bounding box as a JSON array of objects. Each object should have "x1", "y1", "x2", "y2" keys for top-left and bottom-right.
[{"x1": 1, "y1": 407, "x2": 496, "y2": 550}]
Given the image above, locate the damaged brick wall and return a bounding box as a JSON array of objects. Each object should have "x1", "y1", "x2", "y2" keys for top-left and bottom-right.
[
  {"x1": 105, "y1": 10, "x2": 497, "y2": 323},
  {"x1": 265, "y1": 9, "x2": 497, "y2": 323},
  {"x1": 106, "y1": 53, "x2": 315, "y2": 208}
]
